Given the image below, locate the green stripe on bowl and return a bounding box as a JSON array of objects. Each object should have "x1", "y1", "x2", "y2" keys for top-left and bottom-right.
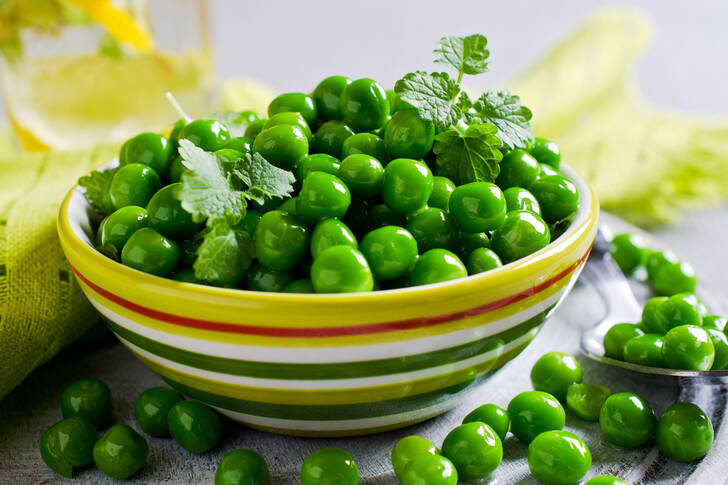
[{"x1": 103, "y1": 304, "x2": 553, "y2": 380}]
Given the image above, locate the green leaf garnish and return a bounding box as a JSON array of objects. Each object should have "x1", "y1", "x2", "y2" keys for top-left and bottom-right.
[
  {"x1": 394, "y1": 71, "x2": 461, "y2": 131},
  {"x1": 434, "y1": 34, "x2": 490, "y2": 82},
  {"x1": 471, "y1": 90, "x2": 534, "y2": 150},
  {"x1": 193, "y1": 219, "x2": 255, "y2": 285},
  {"x1": 78, "y1": 168, "x2": 116, "y2": 215},
  {"x1": 232, "y1": 152, "x2": 296, "y2": 205},
  {"x1": 433, "y1": 123, "x2": 503, "y2": 184},
  {"x1": 210, "y1": 111, "x2": 251, "y2": 137}
]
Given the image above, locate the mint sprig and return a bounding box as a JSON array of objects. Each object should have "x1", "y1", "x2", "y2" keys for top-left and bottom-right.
[
  {"x1": 232, "y1": 152, "x2": 296, "y2": 205},
  {"x1": 193, "y1": 219, "x2": 255, "y2": 285},
  {"x1": 471, "y1": 90, "x2": 534, "y2": 150},
  {"x1": 394, "y1": 71, "x2": 461, "y2": 132},
  {"x1": 434, "y1": 34, "x2": 490, "y2": 83},
  {"x1": 78, "y1": 168, "x2": 116, "y2": 215},
  {"x1": 433, "y1": 123, "x2": 503, "y2": 185}
]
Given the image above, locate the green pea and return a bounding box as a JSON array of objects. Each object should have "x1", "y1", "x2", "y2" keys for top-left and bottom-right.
[
  {"x1": 491, "y1": 210, "x2": 551, "y2": 264},
  {"x1": 168, "y1": 118, "x2": 186, "y2": 146},
  {"x1": 584, "y1": 477, "x2": 628, "y2": 485},
  {"x1": 338, "y1": 154, "x2": 384, "y2": 198},
  {"x1": 146, "y1": 183, "x2": 204, "y2": 240},
  {"x1": 365, "y1": 203, "x2": 407, "y2": 231},
  {"x1": 340, "y1": 78, "x2": 389, "y2": 132},
  {"x1": 410, "y1": 249, "x2": 467, "y2": 286},
  {"x1": 109, "y1": 163, "x2": 161, "y2": 210},
  {"x1": 384, "y1": 109, "x2": 435, "y2": 160},
  {"x1": 313, "y1": 75, "x2": 351, "y2": 121},
  {"x1": 441, "y1": 422, "x2": 502, "y2": 480},
  {"x1": 645, "y1": 250, "x2": 679, "y2": 282},
  {"x1": 454, "y1": 232, "x2": 490, "y2": 262},
  {"x1": 121, "y1": 228, "x2": 180, "y2": 276},
  {"x1": 167, "y1": 400, "x2": 222, "y2": 454},
  {"x1": 134, "y1": 387, "x2": 184, "y2": 437},
  {"x1": 168, "y1": 155, "x2": 188, "y2": 183},
  {"x1": 503, "y1": 186, "x2": 541, "y2": 215},
  {"x1": 268, "y1": 92, "x2": 318, "y2": 127},
  {"x1": 234, "y1": 210, "x2": 262, "y2": 236},
  {"x1": 603, "y1": 323, "x2": 644, "y2": 360},
  {"x1": 656, "y1": 402, "x2": 713, "y2": 462},
  {"x1": 703, "y1": 315, "x2": 727, "y2": 332},
  {"x1": 263, "y1": 112, "x2": 312, "y2": 142},
  {"x1": 119, "y1": 132, "x2": 173, "y2": 176},
  {"x1": 428, "y1": 176, "x2": 456, "y2": 211},
  {"x1": 340, "y1": 132, "x2": 389, "y2": 162},
  {"x1": 496, "y1": 149, "x2": 539, "y2": 189},
  {"x1": 179, "y1": 119, "x2": 231, "y2": 152},
  {"x1": 244, "y1": 119, "x2": 267, "y2": 139},
  {"x1": 462, "y1": 403, "x2": 510, "y2": 441},
  {"x1": 527, "y1": 430, "x2": 591, "y2": 485},
  {"x1": 40, "y1": 417, "x2": 97, "y2": 478},
  {"x1": 382, "y1": 158, "x2": 434, "y2": 215},
  {"x1": 599, "y1": 393, "x2": 656, "y2": 448},
  {"x1": 246, "y1": 263, "x2": 296, "y2": 292},
  {"x1": 255, "y1": 210, "x2": 309, "y2": 271},
  {"x1": 609, "y1": 233, "x2": 650, "y2": 276},
  {"x1": 507, "y1": 391, "x2": 565, "y2": 444},
  {"x1": 360, "y1": 225, "x2": 418, "y2": 281},
  {"x1": 401, "y1": 454, "x2": 458, "y2": 485},
  {"x1": 310, "y1": 218, "x2": 358, "y2": 259},
  {"x1": 311, "y1": 246, "x2": 373, "y2": 293},
  {"x1": 282, "y1": 279, "x2": 315, "y2": 293},
  {"x1": 662, "y1": 325, "x2": 714, "y2": 370},
  {"x1": 296, "y1": 153, "x2": 340, "y2": 181},
  {"x1": 277, "y1": 197, "x2": 299, "y2": 216},
  {"x1": 96, "y1": 206, "x2": 149, "y2": 257},
  {"x1": 296, "y1": 171, "x2": 351, "y2": 223},
  {"x1": 254, "y1": 124, "x2": 309, "y2": 171},
  {"x1": 214, "y1": 148, "x2": 245, "y2": 167},
  {"x1": 466, "y1": 247, "x2": 502, "y2": 274},
  {"x1": 651, "y1": 260, "x2": 697, "y2": 296},
  {"x1": 312, "y1": 120, "x2": 355, "y2": 157},
  {"x1": 530, "y1": 351, "x2": 583, "y2": 401},
  {"x1": 566, "y1": 383, "x2": 611, "y2": 421},
  {"x1": 61, "y1": 378, "x2": 112, "y2": 429},
  {"x1": 223, "y1": 136, "x2": 254, "y2": 154},
  {"x1": 93, "y1": 424, "x2": 148, "y2": 479},
  {"x1": 300, "y1": 448, "x2": 359, "y2": 485},
  {"x1": 391, "y1": 435, "x2": 439, "y2": 480},
  {"x1": 529, "y1": 137, "x2": 561, "y2": 169},
  {"x1": 538, "y1": 163, "x2": 559, "y2": 178},
  {"x1": 707, "y1": 328, "x2": 728, "y2": 369},
  {"x1": 658, "y1": 293, "x2": 704, "y2": 332},
  {"x1": 449, "y1": 182, "x2": 506, "y2": 233},
  {"x1": 622, "y1": 334, "x2": 666, "y2": 367},
  {"x1": 406, "y1": 207, "x2": 457, "y2": 252},
  {"x1": 528, "y1": 174, "x2": 579, "y2": 224},
  {"x1": 215, "y1": 449, "x2": 270, "y2": 485}
]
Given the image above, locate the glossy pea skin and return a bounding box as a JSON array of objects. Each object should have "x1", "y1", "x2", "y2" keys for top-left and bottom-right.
[
  {"x1": 603, "y1": 323, "x2": 645, "y2": 360},
  {"x1": 339, "y1": 78, "x2": 389, "y2": 132},
  {"x1": 490, "y1": 210, "x2": 551, "y2": 264},
  {"x1": 254, "y1": 124, "x2": 309, "y2": 171},
  {"x1": 641, "y1": 296, "x2": 669, "y2": 334},
  {"x1": 97, "y1": 206, "x2": 149, "y2": 256},
  {"x1": 467, "y1": 248, "x2": 502, "y2": 274},
  {"x1": 529, "y1": 174, "x2": 579, "y2": 224},
  {"x1": 623, "y1": 334, "x2": 666, "y2": 367},
  {"x1": 599, "y1": 393, "x2": 656, "y2": 448},
  {"x1": 449, "y1": 182, "x2": 507, "y2": 233},
  {"x1": 296, "y1": 153, "x2": 341, "y2": 181},
  {"x1": 503, "y1": 186, "x2": 541, "y2": 215},
  {"x1": 707, "y1": 328, "x2": 728, "y2": 369},
  {"x1": 244, "y1": 119, "x2": 267, "y2": 139},
  {"x1": 454, "y1": 232, "x2": 490, "y2": 262},
  {"x1": 609, "y1": 233, "x2": 650, "y2": 276},
  {"x1": 179, "y1": 119, "x2": 231, "y2": 152},
  {"x1": 147, "y1": 183, "x2": 203, "y2": 240},
  {"x1": 410, "y1": 249, "x2": 467, "y2": 287},
  {"x1": 263, "y1": 112, "x2": 312, "y2": 143},
  {"x1": 296, "y1": 171, "x2": 351, "y2": 223},
  {"x1": 657, "y1": 293, "x2": 704, "y2": 332},
  {"x1": 662, "y1": 325, "x2": 714, "y2": 371},
  {"x1": 406, "y1": 207, "x2": 457, "y2": 252},
  {"x1": 277, "y1": 197, "x2": 299, "y2": 216},
  {"x1": 223, "y1": 136, "x2": 254, "y2": 154},
  {"x1": 651, "y1": 260, "x2": 697, "y2": 296},
  {"x1": 462, "y1": 404, "x2": 510, "y2": 441},
  {"x1": 282, "y1": 279, "x2": 315, "y2": 293},
  {"x1": 391, "y1": 435, "x2": 439, "y2": 480},
  {"x1": 527, "y1": 430, "x2": 591, "y2": 485},
  {"x1": 246, "y1": 263, "x2": 296, "y2": 292},
  {"x1": 313, "y1": 75, "x2": 351, "y2": 121},
  {"x1": 442, "y1": 422, "x2": 503, "y2": 480},
  {"x1": 366, "y1": 203, "x2": 407, "y2": 232},
  {"x1": 93, "y1": 424, "x2": 148, "y2": 479},
  {"x1": 530, "y1": 351, "x2": 583, "y2": 401},
  {"x1": 341, "y1": 132, "x2": 389, "y2": 162},
  {"x1": 338, "y1": 154, "x2": 384, "y2": 198},
  {"x1": 268, "y1": 92, "x2": 318, "y2": 127},
  {"x1": 109, "y1": 163, "x2": 161, "y2": 210},
  {"x1": 61, "y1": 378, "x2": 112, "y2": 429},
  {"x1": 311, "y1": 246, "x2": 373, "y2": 293},
  {"x1": 428, "y1": 176, "x2": 456, "y2": 210},
  {"x1": 656, "y1": 402, "x2": 714, "y2": 462},
  {"x1": 495, "y1": 149, "x2": 540, "y2": 190},
  {"x1": 703, "y1": 315, "x2": 727, "y2": 332},
  {"x1": 168, "y1": 400, "x2": 221, "y2": 454},
  {"x1": 134, "y1": 387, "x2": 184, "y2": 437},
  {"x1": 645, "y1": 250, "x2": 679, "y2": 282},
  {"x1": 40, "y1": 417, "x2": 97, "y2": 478},
  {"x1": 529, "y1": 137, "x2": 561, "y2": 169},
  {"x1": 168, "y1": 155, "x2": 187, "y2": 183},
  {"x1": 538, "y1": 163, "x2": 559, "y2": 178},
  {"x1": 401, "y1": 454, "x2": 458, "y2": 485},
  {"x1": 121, "y1": 227, "x2": 180, "y2": 276},
  {"x1": 312, "y1": 120, "x2": 355, "y2": 157},
  {"x1": 508, "y1": 391, "x2": 565, "y2": 444},
  {"x1": 255, "y1": 210, "x2": 309, "y2": 271},
  {"x1": 215, "y1": 449, "x2": 271, "y2": 485},
  {"x1": 300, "y1": 448, "x2": 359, "y2": 485},
  {"x1": 566, "y1": 383, "x2": 611, "y2": 421},
  {"x1": 384, "y1": 109, "x2": 435, "y2": 160},
  {"x1": 382, "y1": 158, "x2": 433, "y2": 215},
  {"x1": 360, "y1": 225, "x2": 418, "y2": 281},
  {"x1": 310, "y1": 218, "x2": 358, "y2": 259},
  {"x1": 119, "y1": 132, "x2": 173, "y2": 176},
  {"x1": 584, "y1": 476, "x2": 628, "y2": 485}
]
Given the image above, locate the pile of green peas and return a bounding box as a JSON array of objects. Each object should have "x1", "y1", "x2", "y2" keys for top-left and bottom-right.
[{"x1": 90, "y1": 75, "x2": 580, "y2": 293}]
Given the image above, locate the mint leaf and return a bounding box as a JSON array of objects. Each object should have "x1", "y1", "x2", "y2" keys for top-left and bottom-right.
[
  {"x1": 433, "y1": 123, "x2": 503, "y2": 184},
  {"x1": 178, "y1": 139, "x2": 248, "y2": 224},
  {"x1": 434, "y1": 34, "x2": 489, "y2": 81},
  {"x1": 78, "y1": 168, "x2": 116, "y2": 214},
  {"x1": 232, "y1": 152, "x2": 296, "y2": 205},
  {"x1": 210, "y1": 111, "x2": 250, "y2": 137},
  {"x1": 472, "y1": 90, "x2": 534, "y2": 150},
  {"x1": 193, "y1": 219, "x2": 254, "y2": 286},
  {"x1": 394, "y1": 71, "x2": 461, "y2": 131}
]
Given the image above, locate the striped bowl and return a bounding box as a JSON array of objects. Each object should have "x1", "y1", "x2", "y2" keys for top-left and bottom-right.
[{"x1": 58, "y1": 163, "x2": 598, "y2": 437}]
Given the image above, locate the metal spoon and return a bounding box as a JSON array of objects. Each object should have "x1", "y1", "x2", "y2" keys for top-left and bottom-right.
[{"x1": 580, "y1": 224, "x2": 728, "y2": 378}]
